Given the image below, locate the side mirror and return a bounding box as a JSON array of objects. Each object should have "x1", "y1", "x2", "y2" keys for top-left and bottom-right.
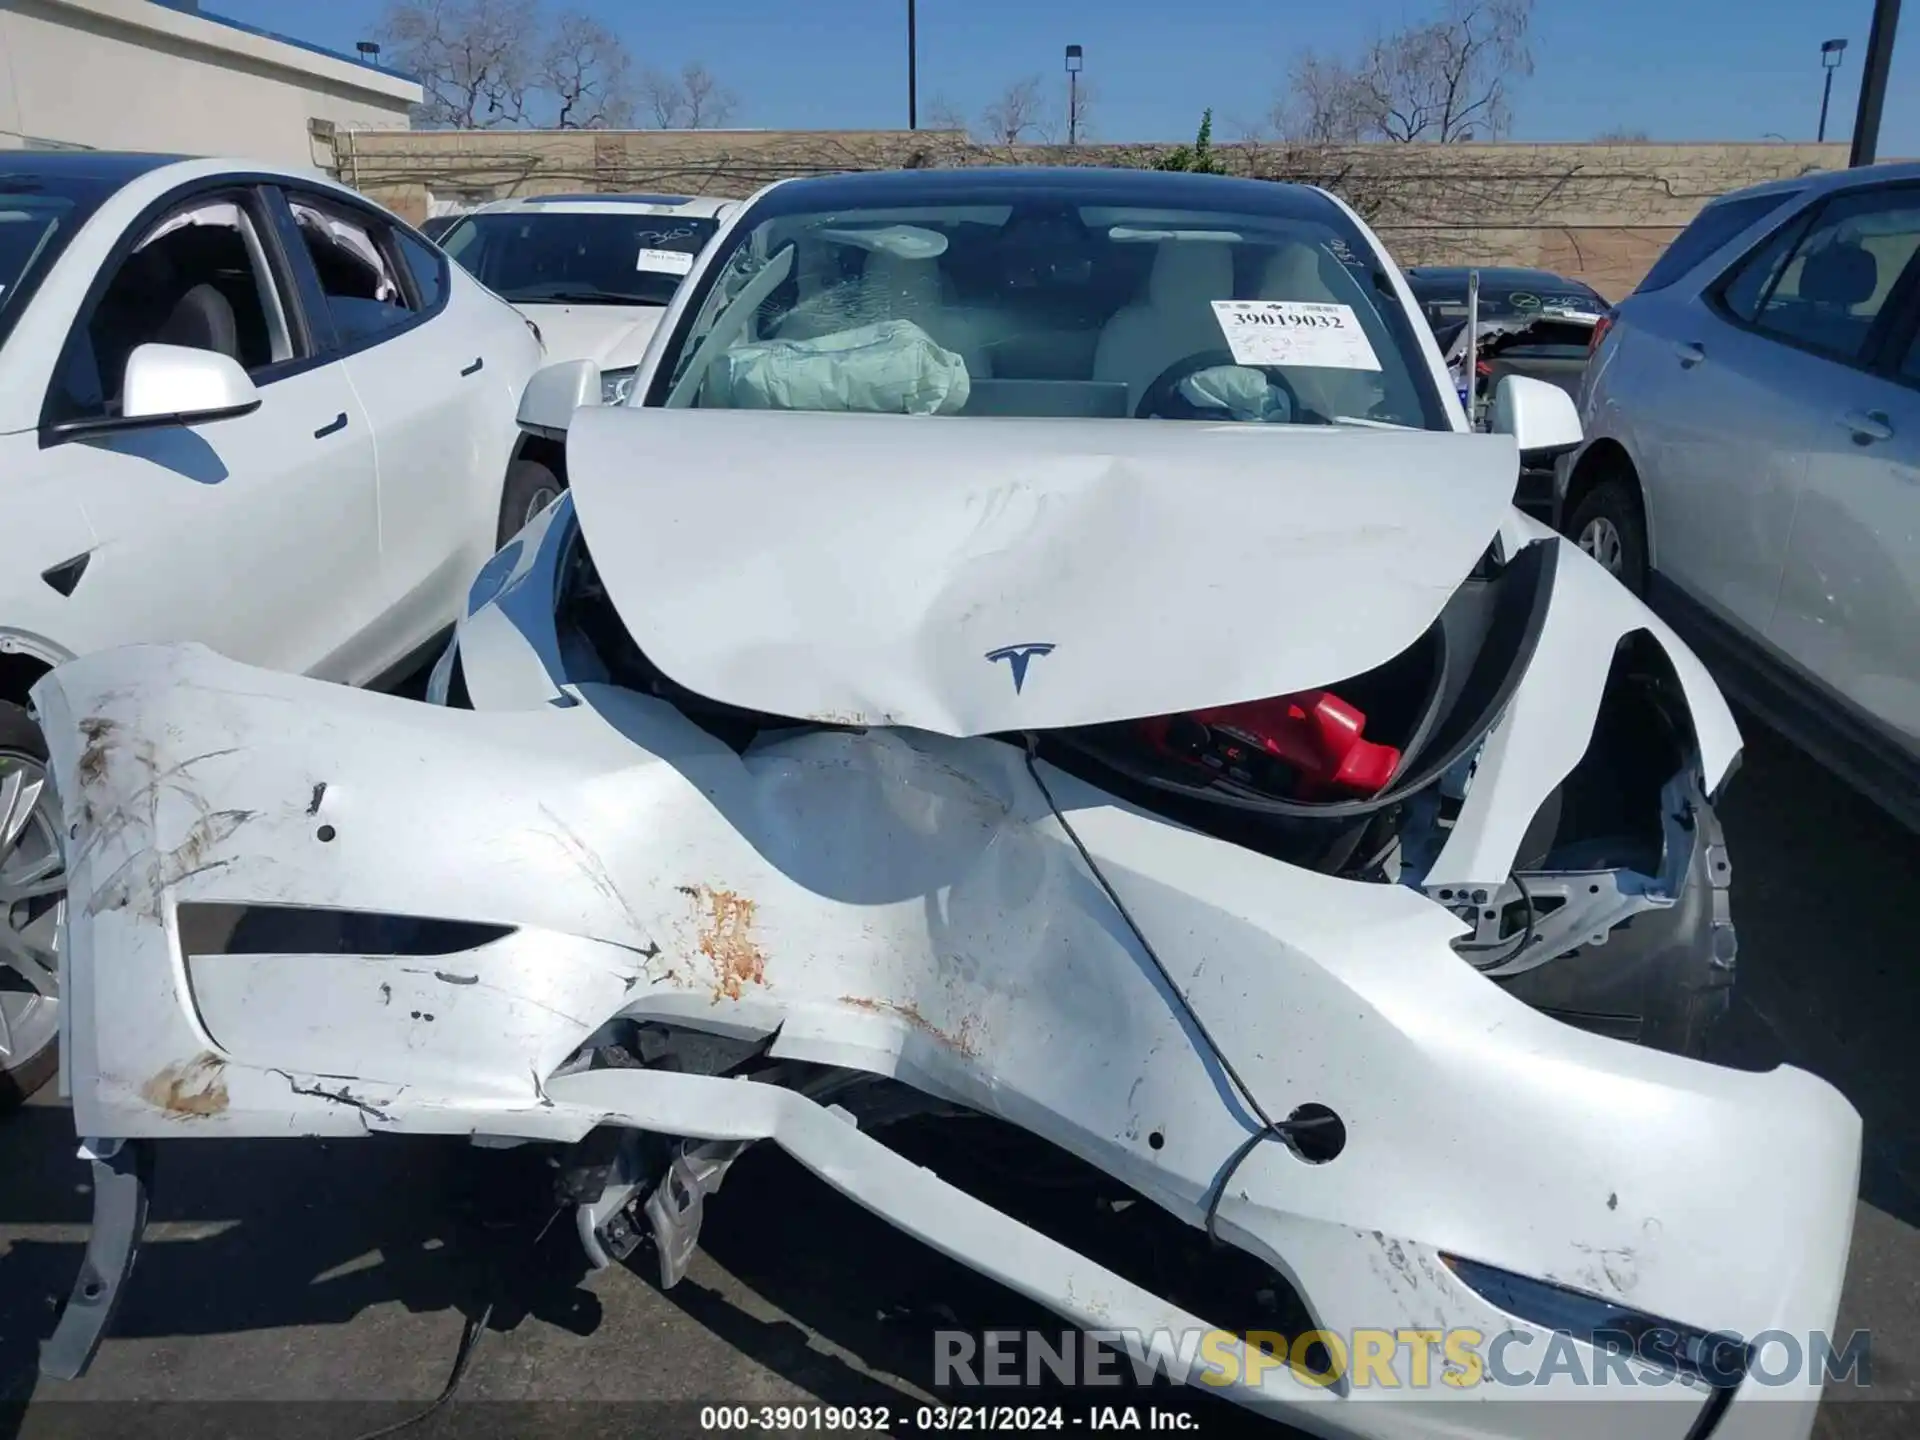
[
  {"x1": 516, "y1": 358, "x2": 602, "y2": 441},
  {"x1": 122, "y1": 343, "x2": 260, "y2": 423},
  {"x1": 42, "y1": 343, "x2": 263, "y2": 445},
  {"x1": 44, "y1": 343, "x2": 261, "y2": 444},
  {"x1": 1489, "y1": 374, "x2": 1582, "y2": 461}
]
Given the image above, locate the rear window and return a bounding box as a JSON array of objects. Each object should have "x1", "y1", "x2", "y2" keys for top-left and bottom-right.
[{"x1": 1634, "y1": 191, "x2": 1803, "y2": 295}]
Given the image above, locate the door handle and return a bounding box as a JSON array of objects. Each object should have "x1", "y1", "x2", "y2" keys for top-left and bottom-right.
[
  {"x1": 1839, "y1": 410, "x2": 1894, "y2": 444},
  {"x1": 460, "y1": 357, "x2": 484, "y2": 377},
  {"x1": 313, "y1": 412, "x2": 348, "y2": 439},
  {"x1": 1674, "y1": 341, "x2": 1705, "y2": 368}
]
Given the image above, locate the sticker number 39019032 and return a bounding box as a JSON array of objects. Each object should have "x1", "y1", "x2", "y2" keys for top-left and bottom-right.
[{"x1": 1210, "y1": 300, "x2": 1383, "y2": 372}]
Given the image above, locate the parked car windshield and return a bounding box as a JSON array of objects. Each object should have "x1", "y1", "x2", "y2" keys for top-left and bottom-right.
[
  {"x1": 651, "y1": 174, "x2": 1449, "y2": 429},
  {"x1": 441, "y1": 211, "x2": 719, "y2": 306},
  {"x1": 1408, "y1": 274, "x2": 1607, "y2": 329},
  {"x1": 0, "y1": 193, "x2": 79, "y2": 348}
]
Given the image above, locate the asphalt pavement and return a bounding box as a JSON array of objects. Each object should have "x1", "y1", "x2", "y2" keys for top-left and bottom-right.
[{"x1": 0, "y1": 715, "x2": 1915, "y2": 1439}]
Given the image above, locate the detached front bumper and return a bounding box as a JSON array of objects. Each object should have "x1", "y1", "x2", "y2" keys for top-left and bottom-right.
[{"x1": 31, "y1": 644, "x2": 1858, "y2": 1438}]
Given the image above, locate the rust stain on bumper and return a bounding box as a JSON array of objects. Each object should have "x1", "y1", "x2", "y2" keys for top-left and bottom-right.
[
  {"x1": 681, "y1": 884, "x2": 767, "y2": 1002},
  {"x1": 141, "y1": 1051, "x2": 229, "y2": 1119},
  {"x1": 837, "y1": 995, "x2": 979, "y2": 1058}
]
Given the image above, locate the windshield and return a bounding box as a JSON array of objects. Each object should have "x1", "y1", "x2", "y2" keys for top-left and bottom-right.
[
  {"x1": 441, "y1": 211, "x2": 719, "y2": 306},
  {"x1": 1412, "y1": 280, "x2": 1606, "y2": 328},
  {"x1": 0, "y1": 194, "x2": 78, "y2": 349},
  {"x1": 651, "y1": 185, "x2": 1448, "y2": 429}
]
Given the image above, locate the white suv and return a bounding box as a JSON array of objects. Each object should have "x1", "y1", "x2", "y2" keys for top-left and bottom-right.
[
  {"x1": 437, "y1": 192, "x2": 738, "y2": 532},
  {"x1": 1556, "y1": 161, "x2": 1920, "y2": 832}
]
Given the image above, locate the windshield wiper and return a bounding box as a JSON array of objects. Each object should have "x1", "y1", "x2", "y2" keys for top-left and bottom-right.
[
  {"x1": 1329, "y1": 415, "x2": 1419, "y2": 431},
  {"x1": 511, "y1": 288, "x2": 664, "y2": 306}
]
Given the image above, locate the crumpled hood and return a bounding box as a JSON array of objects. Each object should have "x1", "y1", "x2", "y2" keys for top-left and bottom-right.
[
  {"x1": 515, "y1": 303, "x2": 666, "y2": 370},
  {"x1": 566, "y1": 407, "x2": 1522, "y2": 736}
]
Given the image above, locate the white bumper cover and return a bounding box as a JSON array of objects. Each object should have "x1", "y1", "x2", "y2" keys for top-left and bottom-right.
[{"x1": 31, "y1": 640, "x2": 1856, "y2": 1438}]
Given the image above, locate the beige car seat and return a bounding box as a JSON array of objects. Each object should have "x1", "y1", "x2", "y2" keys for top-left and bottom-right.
[
  {"x1": 1254, "y1": 244, "x2": 1382, "y2": 422},
  {"x1": 1092, "y1": 241, "x2": 1236, "y2": 414}
]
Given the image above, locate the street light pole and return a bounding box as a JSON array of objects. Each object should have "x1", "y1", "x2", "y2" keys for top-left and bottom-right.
[
  {"x1": 1850, "y1": 0, "x2": 1902, "y2": 165},
  {"x1": 1818, "y1": 38, "x2": 1847, "y2": 143},
  {"x1": 907, "y1": 0, "x2": 918, "y2": 130},
  {"x1": 1065, "y1": 44, "x2": 1083, "y2": 146}
]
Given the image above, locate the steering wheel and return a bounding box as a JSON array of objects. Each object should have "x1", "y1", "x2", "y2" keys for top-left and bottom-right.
[{"x1": 1134, "y1": 348, "x2": 1305, "y2": 421}]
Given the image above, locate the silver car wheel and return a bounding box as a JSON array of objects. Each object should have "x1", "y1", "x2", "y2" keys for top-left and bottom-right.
[
  {"x1": 1578, "y1": 515, "x2": 1625, "y2": 576},
  {"x1": 523, "y1": 485, "x2": 559, "y2": 528},
  {"x1": 0, "y1": 753, "x2": 63, "y2": 1084}
]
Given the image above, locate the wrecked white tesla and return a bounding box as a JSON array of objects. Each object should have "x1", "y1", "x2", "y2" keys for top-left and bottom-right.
[{"x1": 31, "y1": 169, "x2": 1858, "y2": 1437}]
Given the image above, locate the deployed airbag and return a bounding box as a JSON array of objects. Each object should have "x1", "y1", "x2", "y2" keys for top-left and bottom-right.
[{"x1": 720, "y1": 319, "x2": 971, "y2": 415}]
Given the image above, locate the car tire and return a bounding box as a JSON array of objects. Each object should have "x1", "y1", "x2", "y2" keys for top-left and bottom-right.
[
  {"x1": 1566, "y1": 474, "x2": 1649, "y2": 597},
  {"x1": 0, "y1": 699, "x2": 63, "y2": 1112},
  {"x1": 497, "y1": 458, "x2": 564, "y2": 550}
]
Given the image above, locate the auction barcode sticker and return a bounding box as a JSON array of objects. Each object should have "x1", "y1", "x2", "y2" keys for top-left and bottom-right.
[
  {"x1": 637, "y1": 247, "x2": 695, "y2": 275},
  {"x1": 1211, "y1": 300, "x2": 1382, "y2": 371}
]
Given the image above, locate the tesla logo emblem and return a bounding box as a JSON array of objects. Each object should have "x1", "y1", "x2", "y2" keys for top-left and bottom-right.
[{"x1": 985, "y1": 643, "x2": 1055, "y2": 694}]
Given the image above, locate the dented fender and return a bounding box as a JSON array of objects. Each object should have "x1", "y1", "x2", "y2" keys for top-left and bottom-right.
[{"x1": 1427, "y1": 533, "x2": 1743, "y2": 889}]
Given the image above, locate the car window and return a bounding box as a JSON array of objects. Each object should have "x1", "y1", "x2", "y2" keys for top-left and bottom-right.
[
  {"x1": 1716, "y1": 212, "x2": 1814, "y2": 323},
  {"x1": 287, "y1": 197, "x2": 415, "y2": 345},
  {"x1": 48, "y1": 193, "x2": 297, "y2": 422},
  {"x1": 656, "y1": 196, "x2": 1447, "y2": 429},
  {"x1": 0, "y1": 195, "x2": 74, "y2": 342},
  {"x1": 1635, "y1": 190, "x2": 1803, "y2": 295},
  {"x1": 1418, "y1": 283, "x2": 1605, "y2": 327},
  {"x1": 1732, "y1": 188, "x2": 1920, "y2": 363},
  {"x1": 1901, "y1": 320, "x2": 1920, "y2": 385},
  {"x1": 440, "y1": 211, "x2": 719, "y2": 306},
  {"x1": 395, "y1": 229, "x2": 447, "y2": 311}
]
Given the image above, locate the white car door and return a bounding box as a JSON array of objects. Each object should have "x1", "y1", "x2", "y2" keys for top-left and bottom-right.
[
  {"x1": 275, "y1": 188, "x2": 534, "y2": 661},
  {"x1": 29, "y1": 185, "x2": 383, "y2": 680},
  {"x1": 1765, "y1": 218, "x2": 1920, "y2": 747}
]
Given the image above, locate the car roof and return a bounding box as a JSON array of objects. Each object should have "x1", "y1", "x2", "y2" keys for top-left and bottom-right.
[
  {"x1": 0, "y1": 149, "x2": 188, "y2": 199},
  {"x1": 1709, "y1": 158, "x2": 1920, "y2": 209},
  {"x1": 1405, "y1": 266, "x2": 1599, "y2": 291},
  {"x1": 749, "y1": 165, "x2": 1362, "y2": 227},
  {"x1": 473, "y1": 192, "x2": 737, "y2": 218}
]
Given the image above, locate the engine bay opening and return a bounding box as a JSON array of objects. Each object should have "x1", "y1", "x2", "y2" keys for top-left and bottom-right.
[{"x1": 1034, "y1": 537, "x2": 1559, "y2": 873}]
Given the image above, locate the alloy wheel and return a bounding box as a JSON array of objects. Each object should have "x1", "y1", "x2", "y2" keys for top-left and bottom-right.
[
  {"x1": 1578, "y1": 516, "x2": 1625, "y2": 576},
  {"x1": 524, "y1": 486, "x2": 559, "y2": 528},
  {"x1": 0, "y1": 753, "x2": 64, "y2": 1084}
]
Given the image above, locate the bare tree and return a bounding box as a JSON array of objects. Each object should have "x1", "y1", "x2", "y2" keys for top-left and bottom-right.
[
  {"x1": 1594, "y1": 126, "x2": 1651, "y2": 143},
  {"x1": 924, "y1": 94, "x2": 972, "y2": 136},
  {"x1": 1279, "y1": 0, "x2": 1533, "y2": 144},
  {"x1": 639, "y1": 61, "x2": 740, "y2": 129},
  {"x1": 542, "y1": 9, "x2": 634, "y2": 129},
  {"x1": 981, "y1": 77, "x2": 1055, "y2": 145},
  {"x1": 1273, "y1": 53, "x2": 1367, "y2": 142},
  {"x1": 377, "y1": 0, "x2": 539, "y2": 129}
]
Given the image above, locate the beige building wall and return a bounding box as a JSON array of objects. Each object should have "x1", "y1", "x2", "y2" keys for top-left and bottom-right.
[
  {"x1": 339, "y1": 128, "x2": 1861, "y2": 298},
  {"x1": 0, "y1": 0, "x2": 420, "y2": 170}
]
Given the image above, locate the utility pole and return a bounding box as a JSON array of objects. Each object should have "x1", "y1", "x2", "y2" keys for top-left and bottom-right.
[
  {"x1": 1850, "y1": 0, "x2": 1902, "y2": 166},
  {"x1": 907, "y1": 0, "x2": 918, "y2": 130},
  {"x1": 1065, "y1": 45, "x2": 1083, "y2": 145},
  {"x1": 1818, "y1": 39, "x2": 1847, "y2": 142}
]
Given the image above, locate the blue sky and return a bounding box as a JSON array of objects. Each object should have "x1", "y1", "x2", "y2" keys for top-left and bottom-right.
[{"x1": 212, "y1": 0, "x2": 1918, "y2": 154}]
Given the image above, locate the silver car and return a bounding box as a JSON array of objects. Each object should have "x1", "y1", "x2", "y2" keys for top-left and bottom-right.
[{"x1": 1556, "y1": 161, "x2": 1920, "y2": 832}]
